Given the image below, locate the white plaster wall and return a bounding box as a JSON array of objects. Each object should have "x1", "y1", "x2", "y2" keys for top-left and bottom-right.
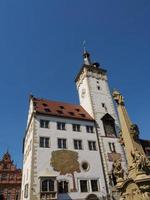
[
  {"x1": 21, "y1": 117, "x2": 34, "y2": 200},
  {"x1": 78, "y1": 77, "x2": 94, "y2": 118},
  {"x1": 26, "y1": 100, "x2": 34, "y2": 127},
  {"x1": 32, "y1": 115, "x2": 107, "y2": 200}
]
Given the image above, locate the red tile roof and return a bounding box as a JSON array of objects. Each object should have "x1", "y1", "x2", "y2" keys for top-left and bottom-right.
[{"x1": 32, "y1": 97, "x2": 94, "y2": 121}]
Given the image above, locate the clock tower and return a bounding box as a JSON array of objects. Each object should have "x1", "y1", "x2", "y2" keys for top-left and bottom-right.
[{"x1": 75, "y1": 50, "x2": 127, "y2": 191}]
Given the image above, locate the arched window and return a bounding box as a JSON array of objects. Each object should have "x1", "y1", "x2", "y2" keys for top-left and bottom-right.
[
  {"x1": 101, "y1": 114, "x2": 117, "y2": 137},
  {"x1": 41, "y1": 179, "x2": 54, "y2": 192}
]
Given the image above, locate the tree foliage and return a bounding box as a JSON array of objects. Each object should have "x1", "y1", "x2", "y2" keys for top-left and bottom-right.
[
  {"x1": 51, "y1": 150, "x2": 80, "y2": 175},
  {"x1": 51, "y1": 150, "x2": 80, "y2": 191}
]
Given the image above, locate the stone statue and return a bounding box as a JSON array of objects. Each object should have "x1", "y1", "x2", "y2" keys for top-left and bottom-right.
[
  {"x1": 131, "y1": 148, "x2": 150, "y2": 172},
  {"x1": 130, "y1": 124, "x2": 139, "y2": 139},
  {"x1": 112, "y1": 90, "x2": 124, "y2": 105},
  {"x1": 112, "y1": 159, "x2": 124, "y2": 182}
]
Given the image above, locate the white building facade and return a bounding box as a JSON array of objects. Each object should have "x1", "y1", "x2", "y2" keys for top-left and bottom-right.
[{"x1": 21, "y1": 51, "x2": 126, "y2": 200}]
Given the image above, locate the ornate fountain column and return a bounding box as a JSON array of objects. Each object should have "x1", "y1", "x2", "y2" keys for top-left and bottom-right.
[{"x1": 112, "y1": 90, "x2": 150, "y2": 200}]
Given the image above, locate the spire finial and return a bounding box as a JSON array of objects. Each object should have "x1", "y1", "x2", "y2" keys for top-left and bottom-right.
[
  {"x1": 83, "y1": 40, "x2": 86, "y2": 53},
  {"x1": 82, "y1": 41, "x2": 91, "y2": 65}
]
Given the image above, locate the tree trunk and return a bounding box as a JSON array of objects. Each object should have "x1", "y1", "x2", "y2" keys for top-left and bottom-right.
[{"x1": 71, "y1": 172, "x2": 77, "y2": 192}]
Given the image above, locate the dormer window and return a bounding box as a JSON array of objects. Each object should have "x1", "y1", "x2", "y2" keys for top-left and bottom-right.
[
  {"x1": 59, "y1": 106, "x2": 64, "y2": 109},
  {"x1": 68, "y1": 112, "x2": 74, "y2": 116},
  {"x1": 44, "y1": 108, "x2": 51, "y2": 112},
  {"x1": 57, "y1": 110, "x2": 64, "y2": 114},
  {"x1": 43, "y1": 103, "x2": 48, "y2": 107}
]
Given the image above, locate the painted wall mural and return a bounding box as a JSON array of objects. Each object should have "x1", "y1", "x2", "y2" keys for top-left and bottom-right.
[{"x1": 50, "y1": 150, "x2": 80, "y2": 192}]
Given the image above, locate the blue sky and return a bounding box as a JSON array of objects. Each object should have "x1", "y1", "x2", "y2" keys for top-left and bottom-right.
[{"x1": 0, "y1": 0, "x2": 150, "y2": 167}]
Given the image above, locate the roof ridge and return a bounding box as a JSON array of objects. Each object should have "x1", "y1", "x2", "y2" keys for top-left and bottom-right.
[{"x1": 33, "y1": 96, "x2": 81, "y2": 107}]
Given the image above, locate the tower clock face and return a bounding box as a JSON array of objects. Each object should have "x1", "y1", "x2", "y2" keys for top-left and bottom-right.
[{"x1": 81, "y1": 88, "x2": 86, "y2": 98}]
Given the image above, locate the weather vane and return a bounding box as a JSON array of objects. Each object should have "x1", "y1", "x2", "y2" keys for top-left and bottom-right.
[{"x1": 83, "y1": 40, "x2": 86, "y2": 52}]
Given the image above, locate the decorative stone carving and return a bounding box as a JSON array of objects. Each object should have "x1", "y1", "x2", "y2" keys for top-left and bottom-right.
[
  {"x1": 131, "y1": 149, "x2": 150, "y2": 172},
  {"x1": 112, "y1": 90, "x2": 150, "y2": 200},
  {"x1": 139, "y1": 185, "x2": 150, "y2": 200},
  {"x1": 112, "y1": 90, "x2": 124, "y2": 105},
  {"x1": 112, "y1": 159, "x2": 124, "y2": 183},
  {"x1": 119, "y1": 131, "x2": 125, "y2": 146},
  {"x1": 130, "y1": 124, "x2": 139, "y2": 139}
]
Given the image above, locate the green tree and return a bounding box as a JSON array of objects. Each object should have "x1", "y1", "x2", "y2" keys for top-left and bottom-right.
[{"x1": 51, "y1": 150, "x2": 80, "y2": 191}]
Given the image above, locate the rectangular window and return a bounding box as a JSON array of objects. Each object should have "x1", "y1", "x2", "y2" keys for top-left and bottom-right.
[
  {"x1": 24, "y1": 184, "x2": 28, "y2": 198},
  {"x1": 41, "y1": 179, "x2": 55, "y2": 192},
  {"x1": 72, "y1": 124, "x2": 81, "y2": 132},
  {"x1": 74, "y1": 140, "x2": 82, "y2": 150},
  {"x1": 40, "y1": 120, "x2": 49, "y2": 128},
  {"x1": 58, "y1": 139, "x2": 67, "y2": 149},
  {"x1": 80, "y1": 180, "x2": 88, "y2": 192},
  {"x1": 58, "y1": 181, "x2": 68, "y2": 193},
  {"x1": 40, "y1": 137, "x2": 50, "y2": 148},
  {"x1": 86, "y1": 126, "x2": 94, "y2": 133},
  {"x1": 88, "y1": 141, "x2": 97, "y2": 151},
  {"x1": 102, "y1": 103, "x2": 108, "y2": 112},
  {"x1": 102, "y1": 103, "x2": 105, "y2": 108},
  {"x1": 57, "y1": 122, "x2": 66, "y2": 130},
  {"x1": 91, "y1": 180, "x2": 99, "y2": 192},
  {"x1": 1, "y1": 173, "x2": 7, "y2": 180},
  {"x1": 109, "y1": 142, "x2": 116, "y2": 153},
  {"x1": 97, "y1": 86, "x2": 100, "y2": 90}
]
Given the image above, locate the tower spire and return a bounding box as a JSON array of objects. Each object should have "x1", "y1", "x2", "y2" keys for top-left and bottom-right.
[{"x1": 82, "y1": 41, "x2": 91, "y2": 65}]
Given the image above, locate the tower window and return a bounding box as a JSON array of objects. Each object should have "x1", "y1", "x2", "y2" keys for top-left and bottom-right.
[
  {"x1": 109, "y1": 142, "x2": 116, "y2": 153},
  {"x1": 97, "y1": 86, "x2": 100, "y2": 90},
  {"x1": 101, "y1": 114, "x2": 117, "y2": 137},
  {"x1": 102, "y1": 103, "x2": 107, "y2": 111},
  {"x1": 102, "y1": 103, "x2": 105, "y2": 107}
]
